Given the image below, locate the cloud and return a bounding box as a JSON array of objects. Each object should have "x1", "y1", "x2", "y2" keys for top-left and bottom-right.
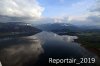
[
  {"x1": 52, "y1": 0, "x2": 100, "y2": 26},
  {"x1": 0, "y1": 0, "x2": 99, "y2": 26},
  {"x1": 0, "y1": 37, "x2": 43, "y2": 66},
  {"x1": 68, "y1": 15, "x2": 88, "y2": 21},
  {"x1": 71, "y1": 1, "x2": 90, "y2": 9},
  {"x1": 31, "y1": 17, "x2": 69, "y2": 24},
  {"x1": 87, "y1": 15, "x2": 100, "y2": 23},
  {"x1": 0, "y1": 0, "x2": 44, "y2": 18},
  {"x1": 53, "y1": 17, "x2": 65, "y2": 23},
  {"x1": 90, "y1": 0, "x2": 100, "y2": 12}
]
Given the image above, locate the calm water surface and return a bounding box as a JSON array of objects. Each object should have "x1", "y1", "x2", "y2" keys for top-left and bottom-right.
[{"x1": 0, "y1": 31, "x2": 99, "y2": 66}]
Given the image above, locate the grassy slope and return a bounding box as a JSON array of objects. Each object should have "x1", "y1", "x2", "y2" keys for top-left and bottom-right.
[{"x1": 75, "y1": 32, "x2": 100, "y2": 56}]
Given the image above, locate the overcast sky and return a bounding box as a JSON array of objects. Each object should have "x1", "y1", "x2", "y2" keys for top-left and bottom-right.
[{"x1": 0, "y1": 0, "x2": 100, "y2": 26}]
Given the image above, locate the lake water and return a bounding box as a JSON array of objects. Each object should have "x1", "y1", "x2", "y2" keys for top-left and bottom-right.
[{"x1": 0, "y1": 31, "x2": 99, "y2": 66}]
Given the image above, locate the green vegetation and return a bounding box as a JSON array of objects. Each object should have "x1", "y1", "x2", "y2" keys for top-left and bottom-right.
[
  {"x1": 76, "y1": 32, "x2": 100, "y2": 48},
  {"x1": 75, "y1": 32, "x2": 100, "y2": 57}
]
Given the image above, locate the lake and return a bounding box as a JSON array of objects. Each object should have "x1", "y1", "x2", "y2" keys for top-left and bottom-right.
[{"x1": 0, "y1": 31, "x2": 99, "y2": 66}]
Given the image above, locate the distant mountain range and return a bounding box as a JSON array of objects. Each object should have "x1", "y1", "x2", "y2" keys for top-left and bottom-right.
[
  {"x1": 35, "y1": 23, "x2": 100, "y2": 35},
  {"x1": 0, "y1": 22, "x2": 100, "y2": 37},
  {"x1": 0, "y1": 22, "x2": 41, "y2": 37},
  {"x1": 36, "y1": 23, "x2": 78, "y2": 31}
]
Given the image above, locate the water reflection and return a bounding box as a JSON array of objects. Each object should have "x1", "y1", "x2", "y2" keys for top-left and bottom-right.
[
  {"x1": 0, "y1": 31, "x2": 100, "y2": 66},
  {"x1": 0, "y1": 37, "x2": 43, "y2": 66},
  {"x1": 61, "y1": 35, "x2": 78, "y2": 42},
  {"x1": 34, "y1": 32, "x2": 100, "y2": 66},
  {"x1": 35, "y1": 32, "x2": 78, "y2": 42}
]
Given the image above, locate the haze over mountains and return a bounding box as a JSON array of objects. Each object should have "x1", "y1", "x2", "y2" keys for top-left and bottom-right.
[
  {"x1": 0, "y1": 21, "x2": 99, "y2": 37},
  {"x1": 0, "y1": 22, "x2": 41, "y2": 37},
  {"x1": 35, "y1": 23, "x2": 100, "y2": 33}
]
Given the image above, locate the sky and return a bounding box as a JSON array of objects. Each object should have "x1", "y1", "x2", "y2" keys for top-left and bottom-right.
[
  {"x1": 38, "y1": 0, "x2": 95, "y2": 17},
  {"x1": 0, "y1": 0, "x2": 100, "y2": 26}
]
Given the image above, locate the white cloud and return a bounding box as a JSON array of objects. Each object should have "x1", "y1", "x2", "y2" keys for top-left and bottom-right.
[
  {"x1": 68, "y1": 15, "x2": 88, "y2": 21},
  {"x1": 0, "y1": 0, "x2": 44, "y2": 18},
  {"x1": 71, "y1": 1, "x2": 86, "y2": 9},
  {"x1": 90, "y1": 0, "x2": 100, "y2": 12},
  {"x1": 50, "y1": 0, "x2": 100, "y2": 26},
  {"x1": 53, "y1": 17, "x2": 65, "y2": 23},
  {"x1": 0, "y1": 0, "x2": 99, "y2": 26}
]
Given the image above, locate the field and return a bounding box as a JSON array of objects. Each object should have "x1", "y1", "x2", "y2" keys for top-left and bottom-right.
[{"x1": 76, "y1": 32, "x2": 100, "y2": 57}]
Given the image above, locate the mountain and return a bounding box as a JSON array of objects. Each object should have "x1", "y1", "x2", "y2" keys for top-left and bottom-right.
[
  {"x1": 35, "y1": 23, "x2": 80, "y2": 35},
  {"x1": 0, "y1": 22, "x2": 41, "y2": 37},
  {"x1": 77, "y1": 25, "x2": 100, "y2": 29},
  {"x1": 35, "y1": 23, "x2": 100, "y2": 35}
]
